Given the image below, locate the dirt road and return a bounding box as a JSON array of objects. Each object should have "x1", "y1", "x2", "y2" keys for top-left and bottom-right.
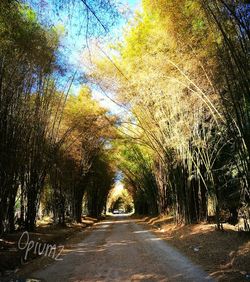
[{"x1": 29, "y1": 216, "x2": 213, "y2": 281}]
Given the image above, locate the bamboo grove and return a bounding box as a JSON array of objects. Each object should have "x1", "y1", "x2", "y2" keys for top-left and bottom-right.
[
  {"x1": 0, "y1": 0, "x2": 249, "y2": 234},
  {"x1": 0, "y1": 0, "x2": 116, "y2": 233},
  {"x1": 89, "y1": 0, "x2": 250, "y2": 229}
]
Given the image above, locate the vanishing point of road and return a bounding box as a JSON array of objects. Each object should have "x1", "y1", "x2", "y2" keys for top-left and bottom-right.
[{"x1": 30, "y1": 216, "x2": 213, "y2": 282}]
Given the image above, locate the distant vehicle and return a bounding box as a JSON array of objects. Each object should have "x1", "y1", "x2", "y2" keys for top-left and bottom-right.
[{"x1": 113, "y1": 209, "x2": 119, "y2": 214}]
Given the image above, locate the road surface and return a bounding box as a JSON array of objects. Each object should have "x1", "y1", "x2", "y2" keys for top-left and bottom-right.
[{"x1": 30, "y1": 216, "x2": 213, "y2": 281}]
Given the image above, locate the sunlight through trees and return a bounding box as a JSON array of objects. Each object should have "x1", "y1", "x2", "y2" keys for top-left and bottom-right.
[{"x1": 0, "y1": 0, "x2": 249, "y2": 234}]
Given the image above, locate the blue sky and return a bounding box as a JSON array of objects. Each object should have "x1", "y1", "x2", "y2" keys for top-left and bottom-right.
[
  {"x1": 28, "y1": 0, "x2": 140, "y2": 114},
  {"x1": 27, "y1": 0, "x2": 140, "y2": 73}
]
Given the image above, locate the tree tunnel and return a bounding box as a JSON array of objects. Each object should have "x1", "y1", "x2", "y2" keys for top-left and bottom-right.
[
  {"x1": 81, "y1": 170, "x2": 159, "y2": 218},
  {"x1": 106, "y1": 181, "x2": 134, "y2": 214}
]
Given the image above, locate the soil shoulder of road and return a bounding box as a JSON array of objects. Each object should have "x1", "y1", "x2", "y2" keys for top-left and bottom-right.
[
  {"x1": 139, "y1": 215, "x2": 250, "y2": 282},
  {"x1": 0, "y1": 216, "x2": 98, "y2": 279}
]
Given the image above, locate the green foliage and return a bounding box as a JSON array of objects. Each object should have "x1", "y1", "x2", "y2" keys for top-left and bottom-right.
[
  {"x1": 86, "y1": 150, "x2": 116, "y2": 217},
  {"x1": 1, "y1": 0, "x2": 249, "y2": 233},
  {"x1": 115, "y1": 142, "x2": 159, "y2": 215},
  {"x1": 89, "y1": 0, "x2": 250, "y2": 226}
]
